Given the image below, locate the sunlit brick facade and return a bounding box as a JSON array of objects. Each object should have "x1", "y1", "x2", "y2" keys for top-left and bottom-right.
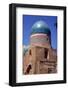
[{"x1": 23, "y1": 21, "x2": 57, "y2": 74}]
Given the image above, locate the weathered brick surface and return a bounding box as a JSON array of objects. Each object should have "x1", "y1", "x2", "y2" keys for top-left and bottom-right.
[{"x1": 23, "y1": 45, "x2": 57, "y2": 74}]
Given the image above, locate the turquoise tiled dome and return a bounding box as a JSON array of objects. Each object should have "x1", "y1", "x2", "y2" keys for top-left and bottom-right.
[{"x1": 31, "y1": 21, "x2": 50, "y2": 35}]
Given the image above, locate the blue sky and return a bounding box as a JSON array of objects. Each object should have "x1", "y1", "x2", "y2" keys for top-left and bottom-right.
[{"x1": 23, "y1": 15, "x2": 57, "y2": 49}]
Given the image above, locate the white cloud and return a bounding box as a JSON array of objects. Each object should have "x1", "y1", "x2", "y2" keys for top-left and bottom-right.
[
  {"x1": 23, "y1": 45, "x2": 29, "y2": 50},
  {"x1": 22, "y1": 45, "x2": 29, "y2": 55}
]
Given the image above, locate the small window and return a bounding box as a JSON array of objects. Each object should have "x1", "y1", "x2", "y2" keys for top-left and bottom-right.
[
  {"x1": 48, "y1": 68, "x2": 52, "y2": 73},
  {"x1": 29, "y1": 50, "x2": 31, "y2": 55},
  {"x1": 44, "y1": 48, "x2": 48, "y2": 59},
  {"x1": 25, "y1": 64, "x2": 32, "y2": 74}
]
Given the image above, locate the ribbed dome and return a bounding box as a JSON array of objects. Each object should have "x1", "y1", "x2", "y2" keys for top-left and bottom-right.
[{"x1": 31, "y1": 21, "x2": 50, "y2": 35}]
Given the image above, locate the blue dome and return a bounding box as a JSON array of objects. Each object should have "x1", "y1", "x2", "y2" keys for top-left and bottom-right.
[{"x1": 31, "y1": 21, "x2": 50, "y2": 35}]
